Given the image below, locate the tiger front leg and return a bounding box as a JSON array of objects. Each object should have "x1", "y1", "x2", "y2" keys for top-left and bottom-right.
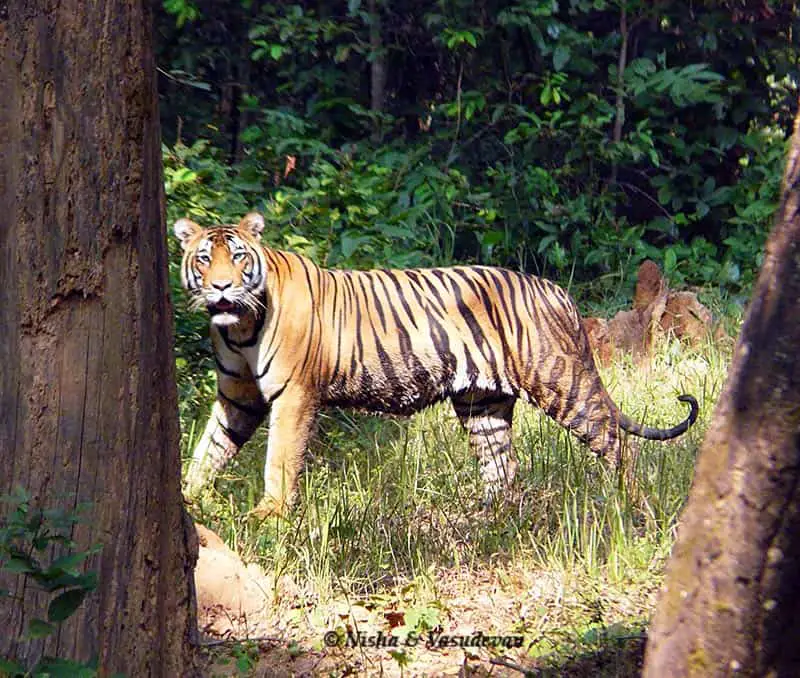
[
  {"x1": 252, "y1": 386, "x2": 319, "y2": 519},
  {"x1": 184, "y1": 377, "x2": 267, "y2": 499}
]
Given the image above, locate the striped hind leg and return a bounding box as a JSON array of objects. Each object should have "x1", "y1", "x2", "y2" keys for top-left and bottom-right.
[{"x1": 451, "y1": 394, "x2": 518, "y2": 501}]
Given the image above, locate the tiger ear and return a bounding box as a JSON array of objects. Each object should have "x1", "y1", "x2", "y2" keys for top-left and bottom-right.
[
  {"x1": 173, "y1": 218, "x2": 202, "y2": 250},
  {"x1": 239, "y1": 212, "x2": 265, "y2": 238}
]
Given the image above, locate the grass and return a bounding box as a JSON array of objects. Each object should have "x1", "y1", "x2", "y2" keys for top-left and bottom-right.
[{"x1": 184, "y1": 333, "x2": 731, "y2": 676}]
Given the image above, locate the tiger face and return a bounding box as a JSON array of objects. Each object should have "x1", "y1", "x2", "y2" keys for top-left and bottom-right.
[{"x1": 174, "y1": 213, "x2": 267, "y2": 327}]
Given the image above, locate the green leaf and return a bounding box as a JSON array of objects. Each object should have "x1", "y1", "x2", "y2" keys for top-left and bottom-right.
[
  {"x1": 0, "y1": 658, "x2": 24, "y2": 674},
  {"x1": 39, "y1": 571, "x2": 98, "y2": 593},
  {"x1": 236, "y1": 655, "x2": 254, "y2": 673},
  {"x1": 340, "y1": 234, "x2": 373, "y2": 259},
  {"x1": 334, "y1": 44, "x2": 351, "y2": 63},
  {"x1": 170, "y1": 167, "x2": 198, "y2": 184},
  {"x1": 45, "y1": 552, "x2": 91, "y2": 577},
  {"x1": 10, "y1": 485, "x2": 30, "y2": 503},
  {"x1": 553, "y1": 45, "x2": 570, "y2": 71},
  {"x1": 664, "y1": 248, "x2": 677, "y2": 273},
  {"x1": 625, "y1": 57, "x2": 656, "y2": 79},
  {"x1": 48, "y1": 588, "x2": 90, "y2": 623},
  {"x1": 3, "y1": 555, "x2": 37, "y2": 575},
  {"x1": 33, "y1": 657, "x2": 98, "y2": 678},
  {"x1": 537, "y1": 234, "x2": 558, "y2": 253},
  {"x1": 26, "y1": 618, "x2": 56, "y2": 639},
  {"x1": 480, "y1": 230, "x2": 505, "y2": 247}
]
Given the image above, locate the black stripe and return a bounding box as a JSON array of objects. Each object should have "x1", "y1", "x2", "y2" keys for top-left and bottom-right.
[
  {"x1": 419, "y1": 271, "x2": 450, "y2": 314},
  {"x1": 373, "y1": 273, "x2": 430, "y2": 385},
  {"x1": 218, "y1": 388, "x2": 266, "y2": 418},
  {"x1": 218, "y1": 419, "x2": 250, "y2": 448},
  {"x1": 366, "y1": 274, "x2": 388, "y2": 332},
  {"x1": 215, "y1": 356, "x2": 242, "y2": 378},
  {"x1": 255, "y1": 350, "x2": 276, "y2": 379},
  {"x1": 559, "y1": 359, "x2": 584, "y2": 425},
  {"x1": 450, "y1": 275, "x2": 501, "y2": 387},
  {"x1": 218, "y1": 327, "x2": 241, "y2": 354},
  {"x1": 545, "y1": 356, "x2": 567, "y2": 418},
  {"x1": 381, "y1": 270, "x2": 420, "y2": 330},
  {"x1": 403, "y1": 270, "x2": 429, "y2": 308},
  {"x1": 485, "y1": 270, "x2": 523, "y2": 387},
  {"x1": 264, "y1": 380, "x2": 289, "y2": 405},
  {"x1": 220, "y1": 309, "x2": 265, "y2": 348}
]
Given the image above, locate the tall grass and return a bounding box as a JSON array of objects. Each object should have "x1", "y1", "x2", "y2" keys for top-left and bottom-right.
[{"x1": 184, "y1": 335, "x2": 727, "y2": 606}]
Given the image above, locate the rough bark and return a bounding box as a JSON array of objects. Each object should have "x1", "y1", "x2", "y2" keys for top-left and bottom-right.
[
  {"x1": 643, "y1": 104, "x2": 800, "y2": 676},
  {"x1": 0, "y1": 1, "x2": 197, "y2": 675}
]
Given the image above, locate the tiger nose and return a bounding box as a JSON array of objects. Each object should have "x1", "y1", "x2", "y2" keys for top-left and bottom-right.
[{"x1": 211, "y1": 279, "x2": 233, "y2": 291}]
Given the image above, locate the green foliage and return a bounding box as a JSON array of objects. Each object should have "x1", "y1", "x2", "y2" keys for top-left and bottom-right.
[
  {"x1": 157, "y1": 0, "x2": 794, "y2": 303},
  {"x1": 162, "y1": 0, "x2": 199, "y2": 27},
  {"x1": 0, "y1": 487, "x2": 101, "y2": 677}
]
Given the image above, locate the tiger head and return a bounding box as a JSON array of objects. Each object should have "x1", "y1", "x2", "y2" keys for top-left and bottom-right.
[{"x1": 173, "y1": 212, "x2": 267, "y2": 327}]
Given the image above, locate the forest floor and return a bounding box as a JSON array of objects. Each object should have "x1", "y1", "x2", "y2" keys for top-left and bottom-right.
[{"x1": 197, "y1": 556, "x2": 652, "y2": 677}]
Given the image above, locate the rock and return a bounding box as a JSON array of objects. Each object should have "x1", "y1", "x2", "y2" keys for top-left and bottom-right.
[
  {"x1": 633, "y1": 260, "x2": 665, "y2": 312},
  {"x1": 585, "y1": 260, "x2": 720, "y2": 365},
  {"x1": 657, "y1": 291, "x2": 713, "y2": 346},
  {"x1": 607, "y1": 309, "x2": 649, "y2": 361},
  {"x1": 194, "y1": 523, "x2": 288, "y2": 638}
]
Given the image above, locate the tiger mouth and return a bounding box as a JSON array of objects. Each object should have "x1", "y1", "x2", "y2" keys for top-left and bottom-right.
[{"x1": 208, "y1": 300, "x2": 240, "y2": 315}]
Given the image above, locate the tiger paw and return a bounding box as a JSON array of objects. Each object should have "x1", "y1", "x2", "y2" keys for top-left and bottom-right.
[
  {"x1": 250, "y1": 495, "x2": 290, "y2": 520},
  {"x1": 183, "y1": 463, "x2": 213, "y2": 501}
]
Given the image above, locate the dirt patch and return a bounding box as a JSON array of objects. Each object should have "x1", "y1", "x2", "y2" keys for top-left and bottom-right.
[{"x1": 194, "y1": 523, "x2": 652, "y2": 677}]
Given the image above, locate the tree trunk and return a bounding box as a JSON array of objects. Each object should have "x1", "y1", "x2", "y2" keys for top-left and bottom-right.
[
  {"x1": 368, "y1": 0, "x2": 386, "y2": 141},
  {"x1": 0, "y1": 1, "x2": 197, "y2": 675},
  {"x1": 643, "y1": 104, "x2": 800, "y2": 676}
]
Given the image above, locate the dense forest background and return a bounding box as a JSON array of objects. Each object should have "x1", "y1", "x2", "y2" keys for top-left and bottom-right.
[{"x1": 156, "y1": 0, "x2": 796, "y2": 292}]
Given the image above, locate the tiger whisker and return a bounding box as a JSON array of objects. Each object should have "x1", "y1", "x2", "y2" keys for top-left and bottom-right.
[{"x1": 244, "y1": 293, "x2": 266, "y2": 313}]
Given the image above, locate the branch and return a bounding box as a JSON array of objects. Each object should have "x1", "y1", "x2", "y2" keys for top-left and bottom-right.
[{"x1": 489, "y1": 656, "x2": 536, "y2": 676}]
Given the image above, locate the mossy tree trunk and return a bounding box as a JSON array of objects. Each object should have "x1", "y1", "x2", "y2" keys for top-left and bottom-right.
[
  {"x1": 643, "y1": 105, "x2": 800, "y2": 676},
  {"x1": 0, "y1": 0, "x2": 197, "y2": 675}
]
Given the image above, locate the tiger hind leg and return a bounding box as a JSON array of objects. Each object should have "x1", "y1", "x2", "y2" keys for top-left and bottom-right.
[{"x1": 451, "y1": 394, "x2": 518, "y2": 502}]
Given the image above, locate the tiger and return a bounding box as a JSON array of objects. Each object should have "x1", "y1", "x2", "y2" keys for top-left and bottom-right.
[{"x1": 175, "y1": 212, "x2": 698, "y2": 518}]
